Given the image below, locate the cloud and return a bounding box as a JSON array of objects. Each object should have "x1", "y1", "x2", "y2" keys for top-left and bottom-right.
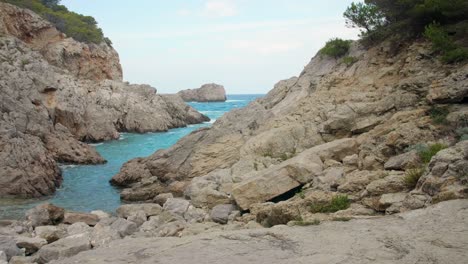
[
  {"x1": 176, "y1": 9, "x2": 191, "y2": 17},
  {"x1": 203, "y1": 0, "x2": 238, "y2": 17}
]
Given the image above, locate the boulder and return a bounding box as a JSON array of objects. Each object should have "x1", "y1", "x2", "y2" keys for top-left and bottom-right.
[
  {"x1": 127, "y1": 211, "x2": 147, "y2": 227},
  {"x1": 153, "y1": 193, "x2": 174, "y2": 206},
  {"x1": 110, "y1": 219, "x2": 138, "y2": 238},
  {"x1": 37, "y1": 233, "x2": 91, "y2": 263},
  {"x1": 25, "y1": 203, "x2": 64, "y2": 227},
  {"x1": 67, "y1": 222, "x2": 92, "y2": 236},
  {"x1": 90, "y1": 224, "x2": 121, "y2": 248},
  {"x1": 163, "y1": 198, "x2": 190, "y2": 217},
  {"x1": 384, "y1": 151, "x2": 420, "y2": 170},
  {"x1": 366, "y1": 171, "x2": 407, "y2": 196},
  {"x1": 34, "y1": 226, "x2": 67, "y2": 243},
  {"x1": 90, "y1": 210, "x2": 110, "y2": 220},
  {"x1": 63, "y1": 212, "x2": 99, "y2": 226},
  {"x1": 116, "y1": 204, "x2": 163, "y2": 219},
  {"x1": 0, "y1": 251, "x2": 6, "y2": 264},
  {"x1": 210, "y1": 204, "x2": 237, "y2": 224},
  {"x1": 15, "y1": 237, "x2": 47, "y2": 255},
  {"x1": 177, "y1": 83, "x2": 227, "y2": 102},
  {"x1": 337, "y1": 170, "x2": 388, "y2": 194},
  {"x1": 0, "y1": 236, "x2": 22, "y2": 261},
  {"x1": 156, "y1": 221, "x2": 186, "y2": 237},
  {"x1": 184, "y1": 206, "x2": 208, "y2": 223}
]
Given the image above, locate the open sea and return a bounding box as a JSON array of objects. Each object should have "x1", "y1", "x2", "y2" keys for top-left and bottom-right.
[{"x1": 0, "y1": 94, "x2": 263, "y2": 220}]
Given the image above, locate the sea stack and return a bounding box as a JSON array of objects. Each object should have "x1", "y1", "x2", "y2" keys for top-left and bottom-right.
[{"x1": 177, "y1": 83, "x2": 227, "y2": 102}]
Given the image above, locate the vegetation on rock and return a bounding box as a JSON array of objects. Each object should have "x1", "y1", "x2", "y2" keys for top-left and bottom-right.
[
  {"x1": 319, "y1": 38, "x2": 352, "y2": 59},
  {"x1": 1, "y1": 0, "x2": 106, "y2": 44},
  {"x1": 310, "y1": 195, "x2": 350, "y2": 213},
  {"x1": 404, "y1": 167, "x2": 425, "y2": 189},
  {"x1": 344, "y1": 0, "x2": 468, "y2": 62}
]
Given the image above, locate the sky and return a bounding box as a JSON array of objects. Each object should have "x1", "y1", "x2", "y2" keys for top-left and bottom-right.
[{"x1": 61, "y1": 0, "x2": 360, "y2": 94}]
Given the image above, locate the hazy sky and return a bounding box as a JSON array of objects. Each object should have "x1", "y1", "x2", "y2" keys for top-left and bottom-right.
[{"x1": 61, "y1": 0, "x2": 359, "y2": 94}]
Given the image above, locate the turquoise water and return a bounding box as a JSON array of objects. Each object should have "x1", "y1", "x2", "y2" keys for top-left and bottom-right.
[{"x1": 0, "y1": 94, "x2": 263, "y2": 219}]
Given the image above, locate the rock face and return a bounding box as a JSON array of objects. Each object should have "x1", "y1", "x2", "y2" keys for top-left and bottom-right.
[
  {"x1": 177, "y1": 83, "x2": 227, "y2": 102},
  {"x1": 0, "y1": 2, "x2": 208, "y2": 198},
  {"x1": 0, "y1": 2, "x2": 122, "y2": 81},
  {"x1": 54, "y1": 200, "x2": 468, "y2": 264},
  {"x1": 113, "y1": 39, "x2": 467, "y2": 212}
]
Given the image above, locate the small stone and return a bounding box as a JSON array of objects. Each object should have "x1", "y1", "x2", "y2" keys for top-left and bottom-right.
[
  {"x1": 91, "y1": 210, "x2": 110, "y2": 219},
  {"x1": 127, "y1": 211, "x2": 147, "y2": 227}
]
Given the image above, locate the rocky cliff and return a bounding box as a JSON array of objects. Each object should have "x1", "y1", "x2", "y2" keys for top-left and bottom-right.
[
  {"x1": 177, "y1": 83, "x2": 227, "y2": 102},
  {"x1": 113, "y1": 40, "x2": 467, "y2": 220},
  {"x1": 0, "y1": 2, "x2": 208, "y2": 198}
]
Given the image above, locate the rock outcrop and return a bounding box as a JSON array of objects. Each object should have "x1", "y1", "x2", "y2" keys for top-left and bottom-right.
[
  {"x1": 0, "y1": 2, "x2": 122, "y2": 81},
  {"x1": 177, "y1": 83, "x2": 227, "y2": 102},
  {"x1": 112, "y1": 39, "x2": 467, "y2": 217},
  {"x1": 0, "y1": 2, "x2": 208, "y2": 198}
]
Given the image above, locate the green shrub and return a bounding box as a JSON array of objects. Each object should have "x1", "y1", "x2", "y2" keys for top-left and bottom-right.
[
  {"x1": 404, "y1": 167, "x2": 425, "y2": 189},
  {"x1": 320, "y1": 38, "x2": 352, "y2": 59},
  {"x1": 428, "y1": 106, "x2": 449, "y2": 124},
  {"x1": 417, "y1": 143, "x2": 447, "y2": 164},
  {"x1": 455, "y1": 127, "x2": 468, "y2": 142},
  {"x1": 310, "y1": 195, "x2": 350, "y2": 213},
  {"x1": 2, "y1": 0, "x2": 105, "y2": 44},
  {"x1": 424, "y1": 23, "x2": 468, "y2": 63},
  {"x1": 295, "y1": 190, "x2": 305, "y2": 199},
  {"x1": 291, "y1": 219, "x2": 320, "y2": 226},
  {"x1": 342, "y1": 56, "x2": 358, "y2": 66}
]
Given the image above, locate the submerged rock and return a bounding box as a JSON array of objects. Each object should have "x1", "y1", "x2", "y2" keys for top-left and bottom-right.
[{"x1": 177, "y1": 83, "x2": 227, "y2": 102}]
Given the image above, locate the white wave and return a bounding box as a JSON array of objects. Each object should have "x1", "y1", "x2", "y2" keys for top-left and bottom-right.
[
  {"x1": 59, "y1": 164, "x2": 77, "y2": 169},
  {"x1": 89, "y1": 142, "x2": 103, "y2": 146},
  {"x1": 208, "y1": 119, "x2": 217, "y2": 124}
]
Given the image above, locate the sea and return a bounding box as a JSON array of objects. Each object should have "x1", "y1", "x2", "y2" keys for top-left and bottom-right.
[{"x1": 0, "y1": 94, "x2": 263, "y2": 220}]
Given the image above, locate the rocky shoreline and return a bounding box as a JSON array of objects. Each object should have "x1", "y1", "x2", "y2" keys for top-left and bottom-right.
[
  {"x1": 0, "y1": 2, "x2": 208, "y2": 198},
  {"x1": 177, "y1": 83, "x2": 227, "y2": 102}
]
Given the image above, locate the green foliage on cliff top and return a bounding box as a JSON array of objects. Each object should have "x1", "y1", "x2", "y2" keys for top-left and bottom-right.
[
  {"x1": 344, "y1": 0, "x2": 468, "y2": 62},
  {"x1": 1, "y1": 0, "x2": 105, "y2": 44}
]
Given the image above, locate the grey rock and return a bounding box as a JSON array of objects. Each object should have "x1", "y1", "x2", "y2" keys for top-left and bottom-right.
[
  {"x1": 153, "y1": 193, "x2": 174, "y2": 206},
  {"x1": 127, "y1": 211, "x2": 147, "y2": 227},
  {"x1": 177, "y1": 83, "x2": 227, "y2": 102},
  {"x1": 116, "y1": 204, "x2": 163, "y2": 219},
  {"x1": 25, "y1": 203, "x2": 64, "y2": 227},
  {"x1": 54, "y1": 200, "x2": 468, "y2": 264},
  {"x1": 34, "y1": 226, "x2": 67, "y2": 243},
  {"x1": 15, "y1": 237, "x2": 47, "y2": 255},
  {"x1": 66, "y1": 222, "x2": 92, "y2": 236},
  {"x1": 0, "y1": 236, "x2": 21, "y2": 261},
  {"x1": 110, "y1": 219, "x2": 137, "y2": 238},
  {"x1": 90, "y1": 210, "x2": 110, "y2": 220},
  {"x1": 210, "y1": 204, "x2": 237, "y2": 224},
  {"x1": 384, "y1": 151, "x2": 420, "y2": 170},
  {"x1": 163, "y1": 198, "x2": 190, "y2": 217},
  {"x1": 37, "y1": 233, "x2": 91, "y2": 263},
  {"x1": 90, "y1": 224, "x2": 121, "y2": 248}
]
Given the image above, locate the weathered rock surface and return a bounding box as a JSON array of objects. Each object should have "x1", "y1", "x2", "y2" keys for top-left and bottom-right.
[
  {"x1": 0, "y1": 2, "x2": 122, "y2": 81},
  {"x1": 37, "y1": 233, "x2": 91, "y2": 263},
  {"x1": 177, "y1": 83, "x2": 227, "y2": 102},
  {"x1": 0, "y1": 2, "x2": 208, "y2": 198},
  {"x1": 54, "y1": 200, "x2": 468, "y2": 264},
  {"x1": 114, "y1": 39, "x2": 467, "y2": 212},
  {"x1": 63, "y1": 213, "x2": 99, "y2": 226}
]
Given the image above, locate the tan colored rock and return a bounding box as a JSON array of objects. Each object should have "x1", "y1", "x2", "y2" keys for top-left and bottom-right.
[
  {"x1": 366, "y1": 171, "x2": 407, "y2": 196},
  {"x1": 63, "y1": 213, "x2": 99, "y2": 226}
]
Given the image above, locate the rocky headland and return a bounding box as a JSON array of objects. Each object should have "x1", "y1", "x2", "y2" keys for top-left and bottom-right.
[
  {"x1": 177, "y1": 83, "x2": 227, "y2": 102},
  {"x1": 0, "y1": 2, "x2": 208, "y2": 198}
]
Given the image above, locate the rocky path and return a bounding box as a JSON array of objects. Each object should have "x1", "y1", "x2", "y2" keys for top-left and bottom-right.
[{"x1": 56, "y1": 199, "x2": 468, "y2": 264}]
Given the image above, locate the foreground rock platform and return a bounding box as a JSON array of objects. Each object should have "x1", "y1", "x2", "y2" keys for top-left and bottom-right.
[{"x1": 55, "y1": 199, "x2": 468, "y2": 264}]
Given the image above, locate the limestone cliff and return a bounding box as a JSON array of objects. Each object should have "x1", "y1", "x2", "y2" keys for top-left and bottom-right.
[
  {"x1": 177, "y1": 83, "x2": 227, "y2": 102},
  {"x1": 0, "y1": 2, "x2": 208, "y2": 198},
  {"x1": 113, "y1": 40, "x2": 467, "y2": 218},
  {"x1": 0, "y1": 2, "x2": 122, "y2": 81}
]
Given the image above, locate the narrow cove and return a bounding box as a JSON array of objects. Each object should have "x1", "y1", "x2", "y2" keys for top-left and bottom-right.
[{"x1": 0, "y1": 95, "x2": 263, "y2": 220}]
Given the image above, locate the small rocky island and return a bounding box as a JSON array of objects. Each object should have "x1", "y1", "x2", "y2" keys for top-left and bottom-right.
[{"x1": 177, "y1": 83, "x2": 227, "y2": 102}]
